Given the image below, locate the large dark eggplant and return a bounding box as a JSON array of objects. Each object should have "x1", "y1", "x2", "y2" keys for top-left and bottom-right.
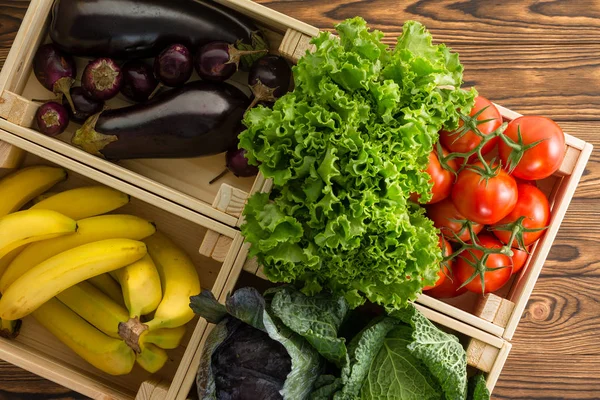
[
  {"x1": 72, "y1": 81, "x2": 249, "y2": 160},
  {"x1": 50, "y1": 0, "x2": 264, "y2": 59}
]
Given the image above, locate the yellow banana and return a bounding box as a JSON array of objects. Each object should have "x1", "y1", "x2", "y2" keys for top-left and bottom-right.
[
  {"x1": 0, "y1": 209, "x2": 77, "y2": 259},
  {"x1": 0, "y1": 238, "x2": 147, "y2": 320},
  {"x1": 0, "y1": 317, "x2": 20, "y2": 339},
  {"x1": 88, "y1": 273, "x2": 126, "y2": 307},
  {"x1": 143, "y1": 232, "x2": 200, "y2": 331},
  {"x1": 0, "y1": 165, "x2": 67, "y2": 217},
  {"x1": 56, "y1": 281, "x2": 129, "y2": 338},
  {"x1": 113, "y1": 255, "x2": 162, "y2": 318},
  {"x1": 136, "y1": 342, "x2": 168, "y2": 373},
  {"x1": 0, "y1": 247, "x2": 22, "y2": 278},
  {"x1": 32, "y1": 298, "x2": 135, "y2": 376},
  {"x1": 30, "y1": 186, "x2": 130, "y2": 220},
  {"x1": 1, "y1": 214, "x2": 155, "y2": 291},
  {"x1": 140, "y1": 325, "x2": 186, "y2": 349}
]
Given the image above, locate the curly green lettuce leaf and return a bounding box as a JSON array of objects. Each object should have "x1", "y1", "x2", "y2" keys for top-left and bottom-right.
[
  {"x1": 269, "y1": 286, "x2": 350, "y2": 367},
  {"x1": 392, "y1": 305, "x2": 468, "y2": 400},
  {"x1": 240, "y1": 17, "x2": 475, "y2": 310}
]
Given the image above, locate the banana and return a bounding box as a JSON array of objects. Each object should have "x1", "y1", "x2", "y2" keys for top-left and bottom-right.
[
  {"x1": 140, "y1": 325, "x2": 186, "y2": 349},
  {"x1": 30, "y1": 186, "x2": 130, "y2": 220},
  {"x1": 0, "y1": 165, "x2": 67, "y2": 217},
  {"x1": 136, "y1": 342, "x2": 168, "y2": 373},
  {"x1": 0, "y1": 247, "x2": 23, "y2": 278},
  {"x1": 143, "y1": 232, "x2": 200, "y2": 331},
  {"x1": 0, "y1": 238, "x2": 147, "y2": 320},
  {"x1": 113, "y1": 255, "x2": 162, "y2": 318},
  {"x1": 56, "y1": 281, "x2": 129, "y2": 338},
  {"x1": 0, "y1": 214, "x2": 155, "y2": 292},
  {"x1": 32, "y1": 298, "x2": 135, "y2": 376},
  {"x1": 0, "y1": 317, "x2": 20, "y2": 339},
  {"x1": 88, "y1": 273, "x2": 126, "y2": 307},
  {"x1": 0, "y1": 209, "x2": 77, "y2": 259}
]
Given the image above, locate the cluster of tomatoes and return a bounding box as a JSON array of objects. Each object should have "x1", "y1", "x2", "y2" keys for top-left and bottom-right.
[{"x1": 419, "y1": 96, "x2": 566, "y2": 298}]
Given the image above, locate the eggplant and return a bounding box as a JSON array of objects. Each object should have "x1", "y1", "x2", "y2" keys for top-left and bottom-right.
[
  {"x1": 50, "y1": 0, "x2": 264, "y2": 60},
  {"x1": 72, "y1": 81, "x2": 249, "y2": 160}
]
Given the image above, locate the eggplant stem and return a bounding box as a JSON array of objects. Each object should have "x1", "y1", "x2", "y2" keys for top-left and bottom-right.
[
  {"x1": 226, "y1": 45, "x2": 268, "y2": 69},
  {"x1": 209, "y1": 168, "x2": 230, "y2": 185},
  {"x1": 31, "y1": 97, "x2": 61, "y2": 103},
  {"x1": 247, "y1": 79, "x2": 278, "y2": 111},
  {"x1": 148, "y1": 83, "x2": 164, "y2": 100},
  {"x1": 53, "y1": 77, "x2": 76, "y2": 114},
  {"x1": 72, "y1": 109, "x2": 117, "y2": 158}
]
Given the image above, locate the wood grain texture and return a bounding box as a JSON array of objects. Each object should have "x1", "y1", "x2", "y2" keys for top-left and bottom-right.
[{"x1": 1, "y1": 0, "x2": 599, "y2": 399}]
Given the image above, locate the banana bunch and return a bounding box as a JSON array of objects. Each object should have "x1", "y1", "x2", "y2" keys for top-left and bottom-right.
[{"x1": 0, "y1": 165, "x2": 201, "y2": 376}]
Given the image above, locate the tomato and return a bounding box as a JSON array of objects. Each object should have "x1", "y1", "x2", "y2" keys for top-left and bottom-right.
[
  {"x1": 440, "y1": 96, "x2": 502, "y2": 162},
  {"x1": 499, "y1": 116, "x2": 566, "y2": 180},
  {"x1": 455, "y1": 234, "x2": 513, "y2": 294},
  {"x1": 492, "y1": 183, "x2": 550, "y2": 247},
  {"x1": 424, "y1": 268, "x2": 468, "y2": 299},
  {"x1": 451, "y1": 162, "x2": 518, "y2": 225},
  {"x1": 511, "y1": 247, "x2": 529, "y2": 274},
  {"x1": 426, "y1": 198, "x2": 484, "y2": 242},
  {"x1": 416, "y1": 147, "x2": 457, "y2": 205},
  {"x1": 423, "y1": 236, "x2": 452, "y2": 290}
]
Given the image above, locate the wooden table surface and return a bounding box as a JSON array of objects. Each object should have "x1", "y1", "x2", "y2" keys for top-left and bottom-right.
[{"x1": 1, "y1": 0, "x2": 599, "y2": 399}]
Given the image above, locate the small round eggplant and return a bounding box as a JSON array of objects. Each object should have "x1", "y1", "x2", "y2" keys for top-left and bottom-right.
[
  {"x1": 194, "y1": 42, "x2": 267, "y2": 82},
  {"x1": 33, "y1": 43, "x2": 76, "y2": 112},
  {"x1": 120, "y1": 61, "x2": 158, "y2": 102},
  {"x1": 36, "y1": 102, "x2": 69, "y2": 136},
  {"x1": 82, "y1": 58, "x2": 123, "y2": 101},
  {"x1": 154, "y1": 44, "x2": 193, "y2": 87},
  {"x1": 63, "y1": 87, "x2": 104, "y2": 124},
  {"x1": 247, "y1": 55, "x2": 291, "y2": 109},
  {"x1": 227, "y1": 148, "x2": 259, "y2": 177}
]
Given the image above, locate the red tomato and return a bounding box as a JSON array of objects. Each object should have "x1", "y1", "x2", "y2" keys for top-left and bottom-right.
[
  {"x1": 499, "y1": 116, "x2": 566, "y2": 180},
  {"x1": 416, "y1": 147, "x2": 457, "y2": 205},
  {"x1": 455, "y1": 234, "x2": 513, "y2": 294},
  {"x1": 424, "y1": 268, "x2": 468, "y2": 299},
  {"x1": 511, "y1": 247, "x2": 529, "y2": 274},
  {"x1": 426, "y1": 198, "x2": 484, "y2": 242},
  {"x1": 451, "y1": 163, "x2": 518, "y2": 225},
  {"x1": 492, "y1": 183, "x2": 550, "y2": 247},
  {"x1": 440, "y1": 96, "x2": 502, "y2": 162},
  {"x1": 423, "y1": 236, "x2": 452, "y2": 290}
]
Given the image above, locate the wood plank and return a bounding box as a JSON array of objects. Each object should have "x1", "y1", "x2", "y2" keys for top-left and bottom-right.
[
  {"x1": 255, "y1": 0, "x2": 600, "y2": 45},
  {"x1": 493, "y1": 354, "x2": 600, "y2": 399},
  {"x1": 0, "y1": 1, "x2": 28, "y2": 72},
  {"x1": 0, "y1": 360, "x2": 86, "y2": 400}
]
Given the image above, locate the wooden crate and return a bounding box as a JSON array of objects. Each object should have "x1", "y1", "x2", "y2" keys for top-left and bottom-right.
[
  {"x1": 243, "y1": 101, "x2": 593, "y2": 341},
  {"x1": 145, "y1": 243, "x2": 512, "y2": 399},
  {"x1": 0, "y1": 128, "x2": 245, "y2": 400},
  {"x1": 0, "y1": 0, "x2": 319, "y2": 228}
]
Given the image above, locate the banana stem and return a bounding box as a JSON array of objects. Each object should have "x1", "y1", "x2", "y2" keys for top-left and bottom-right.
[{"x1": 118, "y1": 317, "x2": 148, "y2": 353}]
